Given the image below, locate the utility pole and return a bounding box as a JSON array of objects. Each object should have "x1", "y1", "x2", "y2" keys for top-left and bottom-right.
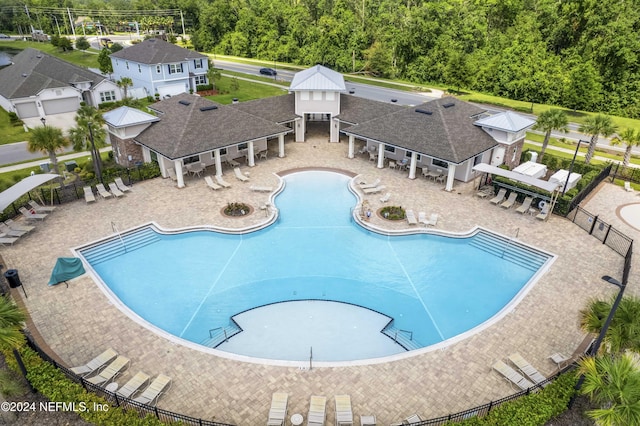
[
  {"x1": 67, "y1": 8, "x2": 76, "y2": 37},
  {"x1": 24, "y1": 5, "x2": 34, "y2": 33},
  {"x1": 180, "y1": 10, "x2": 186, "y2": 37}
]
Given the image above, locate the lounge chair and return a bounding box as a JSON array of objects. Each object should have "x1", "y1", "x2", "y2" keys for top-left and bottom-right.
[
  {"x1": 115, "y1": 177, "x2": 132, "y2": 192},
  {"x1": 508, "y1": 353, "x2": 547, "y2": 385},
  {"x1": 379, "y1": 192, "x2": 391, "y2": 203},
  {"x1": 307, "y1": 395, "x2": 326, "y2": 426},
  {"x1": 334, "y1": 395, "x2": 353, "y2": 426},
  {"x1": 116, "y1": 371, "x2": 150, "y2": 399},
  {"x1": 204, "y1": 176, "x2": 222, "y2": 190},
  {"x1": 500, "y1": 192, "x2": 518, "y2": 209},
  {"x1": 549, "y1": 352, "x2": 571, "y2": 369},
  {"x1": 29, "y1": 200, "x2": 56, "y2": 213},
  {"x1": 5, "y1": 219, "x2": 34, "y2": 232},
  {"x1": 266, "y1": 392, "x2": 288, "y2": 426},
  {"x1": 362, "y1": 185, "x2": 385, "y2": 194},
  {"x1": 624, "y1": 181, "x2": 634, "y2": 192},
  {"x1": 489, "y1": 188, "x2": 507, "y2": 205},
  {"x1": 86, "y1": 355, "x2": 130, "y2": 386},
  {"x1": 425, "y1": 213, "x2": 439, "y2": 227},
  {"x1": 406, "y1": 209, "x2": 418, "y2": 225},
  {"x1": 19, "y1": 207, "x2": 47, "y2": 221},
  {"x1": 359, "y1": 178, "x2": 381, "y2": 189},
  {"x1": 536, "y1": 205, "x2": 550, "y2": 221},
  {"x1": 515, "y1": 197, "x2": 534, "y2": 214},
  {"x1": 108, "y1": 183, "x2": 125, "y2": 198},
  {"x1": 0, "y1": 222, "x2": 27, "y2": 237},
  {"x1": 492, "y1": 360, "x2": 534, "y2": 390},
  {"x1": 83, "y1": 186, "x2": 96, "y2": 203},
  {"x1": 132, "y1": 374, "x2": 172, "y2": 406},
  {"x1": 233, "y1": 167, "x2": 249, "y2": 182},
  {"x1": 404, "y1": 414, "x2": 424, "y2": 424},
  {"x1": 96, "y1": 183, "x2": 113, "y2": 199},
  {"x1": 70, "y1": 348, "x2": 118, "y2": 377},
  {"x1": 215, "y1": 174, "x2": 232, "y2": 188},
  {"x1": 0, "y1": 236, "x2": 18, "y2": 246},
  {"x1": 418, "y1": 211, "x2": 427, "y2": 225},
  {"x1": 360, "y1": 415, "x2": 376, "y2": 426},
  {"x1": 250, "y1": 185, "x2": 273, "y2": 192}
]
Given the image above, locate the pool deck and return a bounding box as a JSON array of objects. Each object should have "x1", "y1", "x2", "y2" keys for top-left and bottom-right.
[{"x1": 3, "y1": 128, "x2": 639, "y2": 425}]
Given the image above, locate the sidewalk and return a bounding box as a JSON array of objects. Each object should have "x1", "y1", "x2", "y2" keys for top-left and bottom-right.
[
  {"x1": 0, "y1": 147, "x2": 112, "y2": 174},
  {"x1": 525, "y1": 140, "x2": 639, "y2": 169}
]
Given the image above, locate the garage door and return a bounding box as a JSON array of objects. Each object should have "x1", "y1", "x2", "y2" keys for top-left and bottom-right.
[
  {"x1": 42, "y1": 97, "x2": 79, "y2": 115},
  {"x1": 15, "y1": 102, "x2": 38, "y2": 118},
  {"x1": 157, "y1": 84, "x2": 186, "y2": 98}
]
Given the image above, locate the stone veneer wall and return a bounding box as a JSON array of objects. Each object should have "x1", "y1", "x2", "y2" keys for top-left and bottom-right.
[{"x1": 110, "y1": 134, "x2": 143, "y2": 168}]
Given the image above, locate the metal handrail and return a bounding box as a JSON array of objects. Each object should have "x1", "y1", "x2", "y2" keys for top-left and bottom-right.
[{"x1": 110, "y1": 221, "x2": 125, "y2": 252}]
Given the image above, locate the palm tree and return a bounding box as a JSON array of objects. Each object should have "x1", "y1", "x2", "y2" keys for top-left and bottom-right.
[
  {"x1": 578, "y1": 353, "x2": 640, "y2": 426},
  {"x1": 580, "y1": 295, "x2": 640, "y2": 354},
  {"x1": 0, "y1": 296, "x2": 26, "y2": 424},
  {"x1": 26, "y1": 125, "x2": 69, "y2": 176},
  {"x1": 579, "y1": 114, "x2": 618, "y2": 164},
  {"x1": 611, "y1": 128, "x2": 640, "y2": 167},
  {"x1": 117, "y1": 77, "x2": 133, "y2": 99},
  {"x1": 532, "y1": 109, "x2": 569, "y2": 161},
  {"x1": 69, "y1": 106, "x2": 106, "y2": 182}
]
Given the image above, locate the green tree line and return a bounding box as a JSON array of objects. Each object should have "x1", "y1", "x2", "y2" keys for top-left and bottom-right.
[{"x1": 2, "y1": 0, "x2": 639, "y2": 118}]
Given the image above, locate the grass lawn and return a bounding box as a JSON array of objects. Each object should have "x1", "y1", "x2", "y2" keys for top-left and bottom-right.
[
  {"x1": 0, "y1": 108, "x2": 30, "y2": 145},
  {"x1": 204, "y1": 76, "x2": 287, "y2": 104},
  {"x1": 217, "y1": 69, "x2": 290, "y2": 87},
  {"x1": 526, "y1": 132, "x2": 640, "y2": 165},
  {"x1": 0, "y1": 40, "x2": 99, "y2": 68}
]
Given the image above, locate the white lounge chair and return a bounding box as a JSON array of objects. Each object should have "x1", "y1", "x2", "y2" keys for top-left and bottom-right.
[
  {"x1": 115, "y1": 177, "x2": 132, "y2": 192},
  {"x1": 360, "y1": 415, "x2": 376, "y2": 426},
  {"x1": 424, "y1": 213, "x2": 439, "y2": 227},
  {"x1": 508, "y1": 353, "x2": 547, "y2": 386},
  {"x1": 132, "y1": 374, "x2": 172, "y2": 406},
  {"x1": 500, "y1": 192, "x2": 518, "y2": 209},
  {"x1": 492, "y1": 360, "x2": 534, "y2": 390},
  {"x1": 233, "y1": 167, "x2": 249, "y2": 182},
  {"x1": 404, "y1": 414, "x2": 424, "y2": 424},
  {"x1": 19, "y1": 207, "x2": 47, "y2": 221},
  {"x1": 215, "y1": 174, "x2": 232, "y2": 188},
  {"x1": 86, "y1": 355, "x2": 130, "y2": 386},
  {"x1": 70, "y1": 348, "x2": 118, "y2": 377},
  {"x1": 307, "y1": 395, "x2": 326, "y2": 426},
  {"x1": 536, "y1": 205, "x2": 550, "y2": 221},
  {"x1": 334, "y1": 395, "x2": 353, "y2": 426},
  {"x1": 266, "y1": 392, "x2": 288, "y2": 426},
  {"x1": 116, "y1": 371, "x2": 150, "y2": 399},
  {"x1": 108, "y1": 183, "x2": 125, "y2": 198},
  {"x1": 362, "y1": 185, "x2": 385, "y2": 194},
  {"x1": 83, "y1": 186, "x2": 96, "y2": 203},
  {"x1": 0, "y1": 222, "x2": 27, "y2": 237},
  {"x1": 250, "y1": 185, "x2": 273, "y2": 192},
  {"x1": 359, "y1": 178, "x2": 381, "y2": 189},
  {"x1": 204, "y1": 176, "x2": 222, "y2": 190},
  {"x1": 549, "y1": 352, "x2": 571, "y2": 369},
  {"x1": 515, "y1": 197, "x2": 534, "y2": 214},
  {"x1": 406, "y1": 209, "x2": 418, "y2": 225},
  {"x1": 418, "y1": 211, "x2": 427, "y2": 225},
  {"x1": 624, "y1": 181, "x2": 634, "y2": 192},
  {"x1": 5, "y1": 219, "x2": 34, "y2": 232},
  {"x1": 489, "y1": 188, "x2": 507, "y2": 205},
  {"x1": 0, "y1": 236, "x2": 18, "y2": 246},
  {"x1": 29, "y1": 200, "x2": 56, "y2": 213},
  {"x1": 95, "y1": 183, "x2": 113, "y2": 199},
  {"x1": 379, "y1": 192, "x2": 391, "y2": 203}
]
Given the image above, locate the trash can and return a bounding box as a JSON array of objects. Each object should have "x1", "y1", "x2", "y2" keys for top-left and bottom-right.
[
  {"x1": 64, "y1": 161, "x2": 78, "y2": 172},
  {"x1": 39, "y1": 162, "x2": 51, "y2": 172},
  {"x1": 4, "y1": 269, "x2": 22, "y2": 288}
]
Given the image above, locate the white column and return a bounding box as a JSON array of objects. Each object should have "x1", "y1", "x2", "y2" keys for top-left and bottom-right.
[
  {"x1": 278, "y1": 134, "x2": 285, "y2": 157},
  {"x1": 445, "y1": 164, "x2": 456, "y2": 191},
  {"x1": 214, "y1": 149, "x2": 223, "y2": 176},
  {"x1": 377, "y1": 143, "x2": 385, "y2": 169},
  {"x1": 348, "y1": 135, "x2": 355, "y2": 159},
  {"x1": 174, "y1": 160, "x2": 185, "y2": 188},
  {"x1": 296, "y1": 116, "x2": 305, "y2": 142},
  {"x1": 408, "y1": 152, "x2": 418, "y2": 179},
  {"x1": 247, "y1": 141, "x2": 255, "y2": 167},
  {"x1": 330, "y1": 117, "x2": 339, "y2": 142}
]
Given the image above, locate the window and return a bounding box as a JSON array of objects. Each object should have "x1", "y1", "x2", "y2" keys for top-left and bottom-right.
[
  {"x1": 313, "y1": 91, "x2": 322, "y2": 100},
  {"x1": 100, "y1": 90, "x2": 116, "y2": 102},
  {"x1": 384, "y1": 145, "x2": 396, "y2": 153},
  {"x1": 432, "y1": 159, "x2": 449, "y2": 169},
  {"x1": 194, "y1": 59, "x2": 203, "y2": 69},
  {"x1": 405, "y1": 151, "x2": 421, "y2": 161},
  {"x1": 473, "y1": 155, "x2": 482, "y2": 166},
  {"x1": 512, "y1": 146, "x2": 518, "y2": 162},
  {"x1": 156, "y1": 65, "x2": 161, "y2": 73},
  {"x1": 211, "y1": 148, "x2": 227, "y2": 159},
  {"x1": 195, "y1": 75, "x2": 207, "y2": 85},
  {"x1": 168, "y1": 63, "x2": 183, "y2": 74},
  {"x1": 238, "y1": 143, "x2": 248, "y2": 151},
  {"x1": 183, "y1": 155, "x2": 200, "y2": 165}
]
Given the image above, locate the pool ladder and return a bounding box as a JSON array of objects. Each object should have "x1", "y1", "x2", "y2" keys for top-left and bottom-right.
[{"x1": 111, "y1": 221, "x2": 126, "y2": 252}]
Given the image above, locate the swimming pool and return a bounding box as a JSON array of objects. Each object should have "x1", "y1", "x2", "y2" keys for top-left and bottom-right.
[{"x1": 78, "y1": 171, "x2": 554, "y2": 364}]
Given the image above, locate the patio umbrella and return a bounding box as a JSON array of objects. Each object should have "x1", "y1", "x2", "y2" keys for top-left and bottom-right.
[
  {"x1": 48, "y1": 258, "x2": 86, "y2": 287},
  {"x1": 0, "y1": 174, "x2": 59, "y2": 212}
]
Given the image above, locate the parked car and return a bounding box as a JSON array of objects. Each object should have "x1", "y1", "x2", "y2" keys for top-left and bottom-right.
[
  {"x1": 0, "y1": 34, "x2": 11, "y2": 39},
  {"x1": 259, "y1": 67, "x2": 277, "y2": 76}
]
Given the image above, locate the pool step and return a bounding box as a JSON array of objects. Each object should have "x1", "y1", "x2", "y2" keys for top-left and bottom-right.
[
  {"x1": 468, "y1": 231, "x2": 548, "y2": 272},
  {"x1": 382, "y1": 326, "x2": 421, "y2": 351},
  {"x1": 81, "y1": 228, "x2": 161, "y2": 265},
  {"x1": 200, "y1": 323, "x2": 243, "y2": 348}
]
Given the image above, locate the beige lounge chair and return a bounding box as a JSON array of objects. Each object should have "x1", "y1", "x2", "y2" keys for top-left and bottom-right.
[
  {"x1": 132, "y1": 374, "x2": 172, "y2": 406},
  {"x1": 234, "y1": 167, "x2": 249, "y2": 182},
  {"x1": 359, "y1": 178, "x2": 381, "y2": 189},
  {"x1": 536, "y1": 205, "x2": 550, "y2": 221},
  {"x1": 380, "y1": 192, "x2": 391, "y2": 203},
  {"x1": 307, "y1": 395, "x2": 326, "y2": 426},
  {"x1": 404, "y1": 414, "x2": 424, "y2": 424},
  {"x1": 108, "y1": 183, "x2": 125, "y2": 198},
  {"x1": 425, "y1": 213, "x2": 439, "y2": 227},
  {"x1": 418, "y1": 211, "x2": 427, "y2": 225},
  {"x1": 0, "y1": 236, "x2": 19, "y2": 246},
  {"x1": 515, "y1": 197, "x2": 534, "y2": 214},
  {"x1": 492, "y1": 360, "x2": 534, "y2": 390},
  {"x1": 406, "y1": 209, "x2": 418, "y2": 225},
  {"x1": 489, "y1": 188, "x2": 507, "y2": 205},
  {"x1": 215, "y1": 174, "x2": 231, "y2": 188},
  {"x1": 360, "y1": 415, "x2": 376, "y2": 426},
  {"x1": 116, "y1": 371, "x2": 150, "y2": 399},
  {"x1": 500, "y1": 192, "x2": 518, "y2": 209},
  {"x1": 549, "y1": 352, "x2": 571, "y2": 368},
  {"x1": 334, "y1": 395, "x2": 353, "y2": 426},
  {"x1": 508, "y1": 353, "x2": 547, "y2": 385},
  {"x1": 115, "y1": 177, "x2": 132, "y2": 192},
  {"x1": 70, "y1": 348, "x2": 118, "y2": 377},
  {"x1": 362, "y1": 185, "x2": 385, "y2": 194},
  {"x1": 86, "y1": 355, "x2": 130, "y2": 386},
  {"x1": 250, "y1": 185, "x2": 273, "y2": 192},
  {"x1": 204, "y1": 176, "x2": 222, "y2": 190},
  {"x1": 5, "y1": 219, "x2": 34, "y2": 232},
  {"x1": 83, "y1": 186, "x2": 96, "y2": 203},
  {"x1": 95, "y1": 183, "x2": 113, "y2": 199},
  {"x1": 0, "y1": 223, "x2": 27, "y2": 237},
  {"x1": 266, "y1": 392, "x2": 288, "y2": 426},
  {"x1": 29, "y1": 200, "x2": 56, "y2": 213},
  {"x1": 19, "y1": 207, "x2": 47, "y2": 221}
]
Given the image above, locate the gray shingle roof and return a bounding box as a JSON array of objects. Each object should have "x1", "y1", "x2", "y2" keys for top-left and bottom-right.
[
  {"x1": 109, "y1": 38, "x2": 206, "y2": 64},
  {"x1": 336, "y1": 94, "x2": 405, "y2": 125},
  {"x1": 343, "y1": 97, "x2": 497, "y2": 164},
  {"x1": 229, "y1": 93, "x2": 298, "y2": 123},
  {"x1": 0, "y1": 48, "x2": 106, "y2": 99},
  {"x1": 135, "y1": 94, "x2": 291, "y2": 160}
]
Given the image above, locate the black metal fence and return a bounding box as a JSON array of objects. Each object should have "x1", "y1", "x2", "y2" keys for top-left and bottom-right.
[
  {"x1": 567, "y1": 206, "x2": 634, "y2": 257},
  {"x1": 561, "y1": 164, "x2": 612, "y2": 215},
  {"x1": 610, "y1": 163, "x2": 640, "y2": 184}
]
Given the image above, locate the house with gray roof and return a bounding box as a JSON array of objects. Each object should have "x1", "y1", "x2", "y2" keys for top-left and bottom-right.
[
  {"x1": 110, "y1": 38, "x2": 209, "y2": 99},
  {"x1": 0, "y1": 48, "x2": 121, "y2": 120}
]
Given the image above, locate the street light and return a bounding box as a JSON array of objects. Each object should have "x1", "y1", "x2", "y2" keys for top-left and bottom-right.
[
  {"x1": 562, "y1": 139, "x2": 588, "y2": 194},
  {"x1": 50, "y1": 15, "x2": 61, "y2": 36},
  {"x1": 40, "y1": 117, "x2": 46, "y2": 126}
]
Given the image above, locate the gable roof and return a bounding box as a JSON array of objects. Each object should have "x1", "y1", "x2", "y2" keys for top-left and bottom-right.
[
  {"x1": 474, "y1": 110, "x2": 535, "y2": 132},
  {"x1": 135, "y1": 94, "x2": 291, "y2": 160},
  {"x1": 230, "y1": 93, "x2": 298, "y2": 124},
  {"x1": 336, "y1": 94, "x2": 405, "y2": 126},
  {"x1": 0, "y1": 48, "x2": 107, "y2": 99},
  {"x1": 103, "y1": 106, "x2": 160, "y2": 128},
  {"x1": 342, "y1": 97, "x2": 497, "y2": 164},
  {"x1": 289, "y1": 65, "x2": 346, "y2": 92},
  {"x1": 109, "y1": 38, "x2": 206, "y2": 64}
]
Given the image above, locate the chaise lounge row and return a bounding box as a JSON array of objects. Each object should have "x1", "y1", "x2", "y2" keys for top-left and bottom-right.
[
  {"x1": 266, "y1": 393, "x2": 369, "y2": 426},
  {"x1": 488, "y1": 188, "x2": 550, "y2": 220},
  {"x1": 84, "y1": 178, "x2": 132, "y2": 203}
]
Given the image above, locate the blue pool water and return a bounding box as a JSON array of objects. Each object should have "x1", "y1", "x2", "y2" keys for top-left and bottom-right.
[{"x1": 79, "y1": 171, "x2": 551, "y2": 362}]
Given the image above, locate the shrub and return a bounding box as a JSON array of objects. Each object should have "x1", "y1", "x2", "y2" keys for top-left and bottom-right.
[
  {"x1": 224, "y1": 202, "x2": 250, "y2": 216},
  {"x1": 380, "y1": 205, "x2": 406, "y2": 220},
  {"x1": 98, "y1": 101, "x2": 116, "y2": 110},
  {"x1": 196, "y1": 84, "x2": 214, "y2": 91},
  {"x1": 8, "y1": 112, "x2": 23, "y2": 126}
]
